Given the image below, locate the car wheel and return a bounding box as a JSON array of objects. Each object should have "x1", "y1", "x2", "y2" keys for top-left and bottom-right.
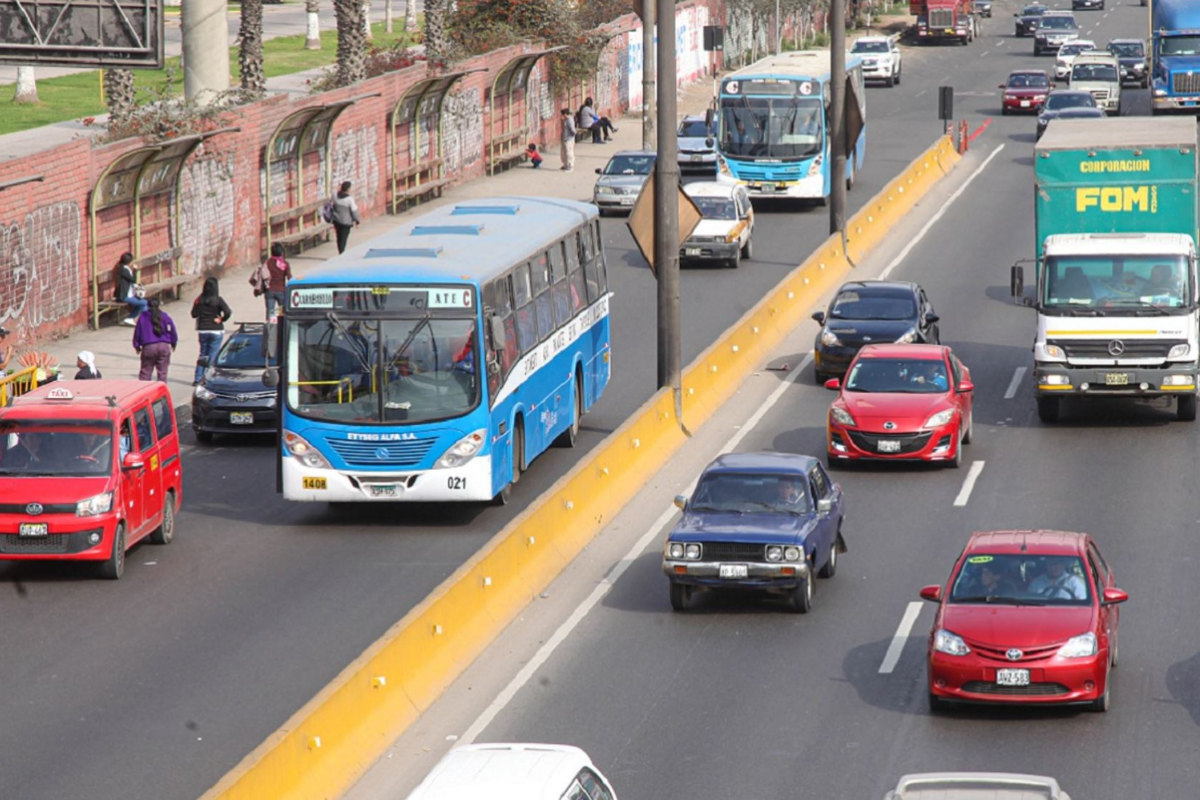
[
  {"x1": 194, "y1": 428, "x2": 214, "y2": 444},
  {"x1": 1001, "y1": 106, "x2": 1009, "y2": 116},
  {"x1": 790, "y1": 575, "x2": 813, "y2": 613},
  {"x1": 947, "y1": 430, "x2": 963, "y2": 469},
  {"x1": 929, "y1": 692, "x2": 951, "y2": 713},
  {"x1": 895, "y1": 68, "x2": 901, "y2": 86},
  {"x1": 818, "y1": 538, "x2": 838, "y2": 578},
  {"x1": 1037, "y1": 395, "x2": 1061, "y2": 423},
  {"x1": 1178, "y1": 393, "x2": 1197, "y2": 421},
  {"x1": 1090, "y1": 678, "x2": 1111, "y2": 712},
  {"x1": 814, "y1": 370, "x2": 828, "y2": 386},
  {"x1": 149, "y1": 492, "x2": 175, "y2": 545},
  {"x1": 826, "y1": 455, "x2": 848, "y2": 471},
  {"x1": 1110, "y1": 630, "x2": 1119, "y2": 668},
  {"x1": 885, "y1": 73, "x2": 894, "y2": 87},
  {"x1": 729, "y1": 250, "x2": 741, "y2": 269},
  {"x1": 741, "y1": 234, "x2": 754, "y2": 260},
  {"x1": 98, "y1": 524, "x2": 126, "y2": 580},
  {"x1": 669, "y1": 582, "x2": 691, "y2": 612}
]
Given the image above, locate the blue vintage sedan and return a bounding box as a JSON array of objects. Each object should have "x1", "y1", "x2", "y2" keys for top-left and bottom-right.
[{"x1": 662, "y1": 452, "x2": 846, "y2": 613}]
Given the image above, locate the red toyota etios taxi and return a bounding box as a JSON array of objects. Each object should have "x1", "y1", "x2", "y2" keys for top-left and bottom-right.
[{"x1": 920, "y1": 531, "x2": 1128, "y2": 713}]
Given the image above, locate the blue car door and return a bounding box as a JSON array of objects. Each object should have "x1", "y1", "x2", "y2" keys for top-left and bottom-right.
[{"x1": 808, "y1": 465, "x2": 842, "y2": 559}]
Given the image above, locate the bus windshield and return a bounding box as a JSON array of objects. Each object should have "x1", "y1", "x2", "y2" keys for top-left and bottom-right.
[
  {"x1": 287, "y1": 315, "x2": 480, "y2": 424},
  {"x1": 719, "y1": 95, "x2": 824, "y2": 159}
]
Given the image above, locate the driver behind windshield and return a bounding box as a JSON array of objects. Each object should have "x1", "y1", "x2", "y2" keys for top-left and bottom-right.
[
  {"x1": 1027, "y1": 556, "x2": 1088, "y2": 600},
  {"x1": 774, "y1": 478, "x2": 805, "y2": 509},
  {"x1": 908, "y1": 361, "x2": 949, "y2": 391}
]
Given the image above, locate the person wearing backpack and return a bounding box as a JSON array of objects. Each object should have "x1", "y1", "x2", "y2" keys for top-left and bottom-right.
[
  {"x1": 190, "y1": 277, "x2": 232, "y2": 385},
  {"x1": 259, "y1": 243, "x2": 292, "y2": 318},
  {"x1": 329, "y1": 180, "x2": 361, "y2": 254}
]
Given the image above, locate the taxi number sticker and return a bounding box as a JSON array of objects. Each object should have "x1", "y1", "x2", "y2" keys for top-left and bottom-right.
[
  {"x1": 149, "y1": 454, "x2": 159, "y2": 471},
  {"x1": 303, "y1": 477, "x2": 328, "y2": 490},
  {"x1": 967, "y1": 555, "x2": 994, "y2": 564}
]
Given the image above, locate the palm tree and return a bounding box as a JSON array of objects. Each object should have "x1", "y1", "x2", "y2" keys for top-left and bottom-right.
[
  {"x1": 334, "y1": 0, "x2": 367, "y2": 85},
  {"x1": 423, "y1": 0, "x2": 448, "y2": 64},
  {"x1": 104, "y1": 68, "x2": 137, "y2": 125},
  {"x1": 13, "y1": 66, "x2": 38, "y2": 104},
  {"x1": 305, "y1": 0, "x2": 322, "y2": 50},
  {"x1": 238, "y1": 0, "x2": 266, "y2": 95}
]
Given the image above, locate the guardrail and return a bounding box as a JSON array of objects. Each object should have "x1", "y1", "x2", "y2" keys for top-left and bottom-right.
[
  {"x1": 199, "y1": 133, "x2": 963, "y2": 800},
  {"x1": 0, "y1": 365, "x2": 40, "y2": 407}
]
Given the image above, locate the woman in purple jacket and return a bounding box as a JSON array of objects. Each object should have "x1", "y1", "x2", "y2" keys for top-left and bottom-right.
[{"x1": 133, "y1": 297, "x2": 179, "y2": 382}]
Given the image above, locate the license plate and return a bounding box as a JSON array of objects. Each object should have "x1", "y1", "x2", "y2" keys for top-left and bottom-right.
[
  {"x1": 996, "y1": 668, "x2": 1030, "y2": 686},
  {"x1": 719, "y1": 564, "x2": 749, "y2": 579},
  {"x1": 302, "y1": 477, "x2": 327, "y2": 490},
  {"x1": 19, "y1": 522, "x2": 48, "y2": 537},
  {"x1": 877, "y1": 440, "x2": 902, "y2": 453},
  {"x1": 684, "y1": 247, "x2": 702, "y2": 256},
  {"x1": 690, "y1": 154, "x2": 703, "y2": 162},
  {"x1": 1105, "y1": 373, "x2": 1129, "y2": 386},
  {"x1": 230, "y1": 411, "x2": 254, "y2": 425},
  {"x1": 1020, "y1": 100, "x2": 1031, "y2": 107},
  {"x1": 760, "y1": 184, "x2": 775, "y2": 193},
  {"x1": 619, "y1": 197, "x2": 636, "y2": 205},
  {"x1": 368, "y1": 484, "x2": 398, "y2": 498}
]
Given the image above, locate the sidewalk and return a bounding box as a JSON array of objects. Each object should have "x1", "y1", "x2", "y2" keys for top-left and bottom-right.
[{"x1": 36, "y1": 79, "x2": 716, "y2": 414}]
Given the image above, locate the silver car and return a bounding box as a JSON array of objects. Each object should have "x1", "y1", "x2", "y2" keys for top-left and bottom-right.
[
  {"x1": 677, "y1": 115, "x2": 717, "y2": 172},
  {"x1": 593, "y1": 150, "x2": 656, "y2": 215},
  {"x1": 884, "y1": 772, "x2": 1071, "y2": 800}
]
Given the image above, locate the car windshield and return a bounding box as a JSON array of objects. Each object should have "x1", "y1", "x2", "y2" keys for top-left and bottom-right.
[
  {"x1": 1162, "y1": 36, "x2": 1200, "y2": 56},
  {"x1": 602, "y1": 155, "x2": 655, "y2": 175},
  {"x1": 0, "y1": 419, "x2": 114, "y2": 477},
  {"x1": 287, "y1": 316, "x2": 480, "y2": 424},
  {"x1": 1045, "y1": 92, "x2": 1095, "y2": 110},
  {"x1": 719, "y1": 95, "x2": 824, "y2": 159},
  {"x1": 1072, "y1": 63, "x2": 1118, "y2": 81},
  {"x1": 1008, "y1": 73, "x2": 1049, "y2": 88},
  {"x1": 1059, "y1": 43, "x2": 1092, "y2": 56},
  {"x1": 844, "y1": 358, "x2": 949, "y2": 394},
  {"x1": 1043, "y1": 255, "x2": 1191, "y2": 312},
  {"x1": 1023, "y1": 5, "x2": 1046, "y2": 15},
  {"x1": 691, "y1": 472, "x2": 812, "y2": 514},
  {"x1": 216, "y1": 331, "x2": 277, "y2": 368},
  {"x1": 692, "y1": 197, "x2": 737, "y2": 220},
  {"x1": 678, "y1": 120, "x2": 714, "y2": 137},
  {"x1": 852, "y1": 41, "x2": 889, "y2": 53},
  {"x1": 950, "y1": 554, "x2": 1093, "y2": 606},
  {"x1": 1108, "y1": 42, "x2": 1143, "y2": 57},
  {"x1": 830, "y1": 290, "x2": 916, "y2": 320},
  {"x1": 1039, "y1": 16, "x2": 1075, "y2": 29}
]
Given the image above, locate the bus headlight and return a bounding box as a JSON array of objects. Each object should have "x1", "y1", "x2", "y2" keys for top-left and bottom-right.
[
  {"x1": 285, "y1": 432, "x2": 332, "y2": 469},
  {"x1": 806, "y1": 154, "x2": 824, "y2": 178},
  {"x1": 717, "y1": 156, "x2": 732, "y2": 177},
  {"x1": 435, "y1": 429, "x2": 487, "y2": 469}
]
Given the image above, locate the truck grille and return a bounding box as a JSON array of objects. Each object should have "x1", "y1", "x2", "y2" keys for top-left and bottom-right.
[
  {"x1": 847, "y1": 430, "x2": 933, "y2": 454},
  {"x1": 325, "y1": 436, "x2": 437, "y2": 467},
  {"x1": 929, "y1": 8, "x2": 953, "y2": 27},
  {"x1": 1049, "y1": 339, "x2": 1184, "y2": 360},
  {"x1": 1173, "y1": 72, "x2": 1200, "y2": 94},
  {"x1": 698, "y1": 541, "x2": 767, "y2": 562},
  {"x1": 1089, "y1": 89, "x2": 1109, "y2": 101}
]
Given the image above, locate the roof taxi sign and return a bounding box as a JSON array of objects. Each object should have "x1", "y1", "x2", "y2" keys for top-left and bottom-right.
[{"x1": 46, "y1": 387, "x2": 75, "y2": 400}]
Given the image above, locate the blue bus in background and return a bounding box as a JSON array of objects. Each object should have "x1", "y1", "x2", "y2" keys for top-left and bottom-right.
[
  {"x1": 280, "y1": 197, "x2": 611, "y2": 504},
  {"x1": 715, "y1": 51, "x2": 866, "y2": 200}
]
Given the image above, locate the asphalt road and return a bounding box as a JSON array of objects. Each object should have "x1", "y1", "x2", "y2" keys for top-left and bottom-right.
[
  {"x1": 401, "y1": 3, "x2": 1199, "y2": 800},
  {"x1": 0, "y1": 2, "x2": 1165, "y2": 799}
]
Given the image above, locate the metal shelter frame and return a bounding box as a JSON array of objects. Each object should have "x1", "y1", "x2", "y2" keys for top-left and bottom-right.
[
  {"x1": 487, "y1": 47, "x2": 564, "y2": 175},
  {"x1": 88, "y1": 127, "x2": 238, "y2": 329},
  {"x1": 388, "y1": 68, "x2": 485, "y2": 214},
  {"x1": 263, "y1": 92, "x2": 380, "y2": 253}
]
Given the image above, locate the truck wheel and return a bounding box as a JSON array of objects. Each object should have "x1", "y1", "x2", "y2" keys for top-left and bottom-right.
[
  {"x1": 1037, "y1": 396, "x2": 1061, "y2": 423},
  {"x1": 1178, "y1": 394, "x2": 1197, "y2": 421}
]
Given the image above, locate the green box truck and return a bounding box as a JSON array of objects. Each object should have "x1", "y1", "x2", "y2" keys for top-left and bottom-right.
[{"x1": 1011, "y1": 117, "x2": 1200, "y2": 422}]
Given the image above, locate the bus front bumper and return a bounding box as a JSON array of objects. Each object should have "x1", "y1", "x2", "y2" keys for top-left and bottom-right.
[
  {"x1": 734, "y1": 172, "x2": 824, "y2": 199},
  {"x1": 282, "y1": 456, "x2": 495, "y2": 502}
]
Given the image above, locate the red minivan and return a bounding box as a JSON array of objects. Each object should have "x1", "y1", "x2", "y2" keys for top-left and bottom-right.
[{"x1": 0, "y1": 380, "x2": 183, "y2": 579}]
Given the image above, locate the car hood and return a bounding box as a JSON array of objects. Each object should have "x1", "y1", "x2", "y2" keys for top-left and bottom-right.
[
  {"x1": 840, "y1": 391, "x2": 952, "y2": 428},
  {"x1": 689, "y1": 218, "x2": 739, "y2": 238},
  {"x1": 941, "y1": 604, "x2": 1096, "y2": 648},
  {"x1": 1005, "y1": 87, "x2": 1050, "y2": 97},
  {"x1": 670, "y1": 511, "x2": 815, "y2": 545},
  {"x1": 678, "y1": 136, "x2": 715, "y2": 151},
  {"x1": 1039, "y1": 107, "x2": 1104, "y2": 122},
  {"x1": 204, "y1": 367, "x2": 274, "y2": 393},
  {"x1": 597, "y1": 174, "x2": 651, "y2": 189},
  {"x1": 1116, "y1": 56, "x2": 1144, "y2": 66},
  {"x1": 0, "y1": 476, "x2": 112, "y2": 502},
  {"x1": 823, "y1": 317, "x2": 913, "y2": 346}
]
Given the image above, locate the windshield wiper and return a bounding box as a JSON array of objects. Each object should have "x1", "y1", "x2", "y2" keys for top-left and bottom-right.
[{"x1": 690, "y1": 504, "x2": 743, "y2": 514}]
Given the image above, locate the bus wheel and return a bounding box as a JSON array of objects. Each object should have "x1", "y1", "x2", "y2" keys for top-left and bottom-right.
[
  {"x1": 493, "y1": 482, "x2": 512, "y2": 506},
  {"x1": 555, "y1": 374, "x2": 583, "y2": 448},
  {"x1": 512, "y1": 420, "x2": 524, "y2": 484}
]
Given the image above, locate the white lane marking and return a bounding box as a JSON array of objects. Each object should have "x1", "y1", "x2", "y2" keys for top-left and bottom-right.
[
  {"x1": 915, "y1": 89, "x2": 928, "y2": 98},
  {"x1": 879, "y1": 145, "x2": 1006, "y2": 280},
  {"x1": 878, "y1": 602, "x2": 924, "y2": 674},
  {"x1": 953, "y1": 460, "x2": 986, "y2": 507},
  {"x1": 460, "y1": 355, "x2": 815, "y2": 744},
  {"x1": 1004, "y1": 366, "x2": 1027, "y2": 400},
  {"x1": 981, "y1": 51, "x2": 989, "y2": 57}
]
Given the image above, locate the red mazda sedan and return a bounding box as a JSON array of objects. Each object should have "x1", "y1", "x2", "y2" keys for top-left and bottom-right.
[
  {"x1": 921, "y1": 530, "x2": 1128, "y2": 712},
  {"x1": 825, "y1": 344, "x2": 973, "y2": 468}
]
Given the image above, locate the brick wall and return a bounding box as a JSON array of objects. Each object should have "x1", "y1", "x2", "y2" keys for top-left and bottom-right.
[{"x1": 0, "y1": 0, "x2": 726, "y2": 347}]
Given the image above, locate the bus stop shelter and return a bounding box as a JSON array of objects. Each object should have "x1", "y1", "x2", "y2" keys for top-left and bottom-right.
[{"x1": 488, "y1": 47, "x2": 563, "y2": 175}]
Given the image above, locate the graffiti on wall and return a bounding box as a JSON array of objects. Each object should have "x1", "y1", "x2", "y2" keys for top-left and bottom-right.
[
  {"x1": 260, "y1": 158, "x2": 295, "y2": 212},
  {"x1": 595, "y1": 45, "x2": 622, "y2": 113},
  {"x1": 525, "y1": 64, "x2": 554, "y2": 139},
  {"x1": 442, "y1": 87, "x2": 484, "y2": 175},
  {"x1": 330, "y1": 125, "x2": 381, "y2": 201},
  {"x1": 179, "y1": 154, "x2": 236, "y2": 276},
  {"x1": 0, "y1": 201, "x2": 83, "y2": 334}
]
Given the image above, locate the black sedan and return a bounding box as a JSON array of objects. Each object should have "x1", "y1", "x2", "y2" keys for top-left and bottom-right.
[
  {"x1": 1013, "y1": 3, "x2": 1047, "y2": 36},
  {"x1": 1108, "y1": 39, "x2": 1148, "y2": 87},
  {"x1": 811, "y1": 280, "x2": 940, "y2": 384},
  {"x1": 1036, "y1": 94, "x2": 1105, "y2": 140},
  {"x1": 192, "y1": 322, "x2": 278, "y2": 442}
]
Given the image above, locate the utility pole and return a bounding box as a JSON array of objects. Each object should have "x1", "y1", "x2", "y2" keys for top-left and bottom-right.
[
  {"x1": 775, "y1": 0, "x2": 782, "y2": 56},
  {"x1": 655, "y1": 0, "x2": 680, "y2": 392},
  {"x1": 829, "y1": 0, "x2": 847, "y2": 235},
  {"x1": 642, "y1": 0, "x2": 656, "y2": 151},
  {"x1": 182, "y1": 0, "x2": 231, "y2": 104}
]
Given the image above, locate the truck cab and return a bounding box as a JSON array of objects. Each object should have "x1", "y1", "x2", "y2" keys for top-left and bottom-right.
[
  {"x1": 1069, "y1": 52, "x2": 1121, "y2": 114},
  {"x1": 914, "y1": 0, "x2": 975, "y2": 45},
  {"x1": 1150, "y1": 0, "x2": 1200, "y2": 113}
]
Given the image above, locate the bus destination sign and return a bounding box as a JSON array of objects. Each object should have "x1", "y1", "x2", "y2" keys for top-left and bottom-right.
[
  {"x1": 722, "y1": 78, "x2": 814, "y2": 96},
  {"x1": 289, "y1": 286, "x2": 475, "y2": 313}
]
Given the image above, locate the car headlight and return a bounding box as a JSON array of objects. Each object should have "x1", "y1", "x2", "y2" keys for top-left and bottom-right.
[
  {"x1": 819, "y1": 328, "x2": 842, "y2": 347},
  {"x1": 924, "y1": 408, "x2": 956, "y2": 428},
  {"x1": 1168, "y1": 343, "x2": 1191, "y2": 359},
  {"x1": 76, "y1": 491, "x2": 114, "y2": 517},
  {"x1": 894, "y1": 327, "x2": 918, "y2": 344},
  {"x1": 685, "y1": 543, "x2": 701, "y2": 560},
  {"x1": 784, "y1": 546, "x2": 802, "y2": 562},
  {"x1": 831, "y1": 406, "x2": 857, "y2": 426},
  {"x1": 668, "y1": 542, "x2": 685, "y2": 559},
  {"x1": 1057, "y1": 632, "x2": 1097, "y2": 658},
  {"x1": 194, "y1": 385, "x2": 216, "y2": 401},
  {"x1": 1032, "y1": 94, "x2": 1047, "y2": 101},
  {"x1": 766, "y1": 545, "x2": 783, "y2": 562},
  {"x1": 434, "y1": 429, "x2": 486, "y2": 469},
  {"x1": 284, "y1": 431, "x2": 332, "y2": 470},
  {"x1": 596, "y1": 186, "x2": 616, "y2": 195},
  {"x1": 933, "y1": 629, "x2": 971, "y2": 656}
]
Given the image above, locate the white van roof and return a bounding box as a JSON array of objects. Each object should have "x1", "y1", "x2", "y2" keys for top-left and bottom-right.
[{"x1": 406, "y1": 743, "x2": 598, "y2": 800}]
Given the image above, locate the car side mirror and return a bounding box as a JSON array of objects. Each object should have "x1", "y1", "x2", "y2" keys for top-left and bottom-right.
[
  {"x1": 673, "y1": 494, "x2": 688, "y2": 510},
  {"x1": 998, "y1": 84, "x2": 1007, "y2": 89},
  {"x1": 196, "y1": 356, "x2": 210, "y2": 368},
  {"x1": 1011, "y1": 264, "x2": 1025, "y2": 300},
  {"x1": 122, "y1": 453, "x2": 145, "y2": 471},
  {"x1": 811, "y1": 311, "x2": 826, "y2": 325},
  {"x1": 824, "y1": 377, "x2": 841, "y2": 390},
  {"x1": 488, "y1": 315, "x2": 507, "y2": 352},
  {"x1": 957, "y1": 380, "x2": 974, "y2": 394},
  {"x1": 924, "y1": 312, "x2": 940, "y2": 324},
  {"x1": 595, "y1": 167, "x2": 603, "y2": 175},
  {"x1": 920, "y1": 584, "x2": 942, "y2": 602},
  {"x1": 1102, "y1": 587, "x2": 1129, "y2": 605},
  {"x1": 817, "y1": 497, "x2": 833, "y2": 514}
]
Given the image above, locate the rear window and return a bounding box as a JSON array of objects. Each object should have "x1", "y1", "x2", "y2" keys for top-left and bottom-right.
[{"x1": 0, "y1": 419, "x2": 115, "y2": 477}]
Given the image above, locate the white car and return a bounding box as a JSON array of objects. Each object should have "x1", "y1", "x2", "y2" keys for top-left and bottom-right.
[
  {"x1": 850, "y1": 36, "x2": 901, "y2": 87},
  {"x1": 1054, "y1": 39, "x2": 1096, "y2": 81},
  {"x1": 884, "y1": 772, "x2": 1072, "y2": 800},
  {"x1": 680, "y1": 182, "x2": 755, "y2": 268},
  {"x1": 407, "y1": 743, "x2": 618, "y2": 800}
]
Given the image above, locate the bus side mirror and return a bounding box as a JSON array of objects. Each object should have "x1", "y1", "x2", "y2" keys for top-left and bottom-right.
[
  {"x1": 264, "y1": 320, "x2": 279, "y2": 359},
  {"x1": 262, "y1": 367, "x2": 279, "y2": 388},
  {"x1": 488, "y1": 315, "x2": 507, "y2": 352},
  {"x1": 705, "y1": 107, "x2": 715, "y2": 128},
  {"x1": 1011, "y1": 265, "x2": 1024, "y2": 301}
]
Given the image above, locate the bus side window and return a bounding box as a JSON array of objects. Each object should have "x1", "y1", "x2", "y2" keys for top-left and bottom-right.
[
  {"x1": 550, "y1": 241, "x2": 572, "y2": 326},
  {"x1": 532, "y1": 251, "x2": 555, "y2": 341},
  {"x1": 581, "y1": 227, "x2": 601, "y2": 302},
  {"x1": 513, "y1": 263, "x2": 538, "y2": 354},
  {"x1": 496, "y1": 276, "x2": 520, "y2": 378},
  {"x1": 593, "y1": 219, "x2": 608, "y2": 296},
  {"x1": 566, "y1": 232, "x2": 587, "y2": 313}
]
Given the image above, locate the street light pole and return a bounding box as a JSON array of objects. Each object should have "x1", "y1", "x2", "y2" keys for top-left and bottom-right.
[
  {"x1": 829, "y1": 0, "x2": 847, "y2": 236},
  {"x1": 776, "y1": 0, "x2": 782, "y2": 56},
  {"x1": 655, "y1": 0, "x2": 680, "y2": 392},
  {"x1": 642, "y1": 0, "x2": 656, "y2": 151}
]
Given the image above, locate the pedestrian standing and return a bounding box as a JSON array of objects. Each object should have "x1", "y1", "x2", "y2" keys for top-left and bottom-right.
[
  {"x1": 133, "y1": 297, "x2": 178, "y2": 382},
  {"x1": 190, "y1": 277, "x2": 232, "y2": 385},
  {"x1": 330, "y1": 180, "x2": 361, "y2": 254},
  {"x1": 75, "y1": 350, "x2": 102, "y2": 380},
  {"x1": 263, "y1": 243, "x2": 292, "y2": 318},
  {"x1": 560, "y1": 108, "x2": 576, "y2": 172},
  {"x1": 114, "y1": 252, "x2": 148, "y2": 326},
  {"x1": 0, "y1": 326, "x2": 11, "y2": 379}
]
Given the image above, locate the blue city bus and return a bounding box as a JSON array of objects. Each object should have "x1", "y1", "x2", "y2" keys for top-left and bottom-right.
[
  {"x1": 279, "y1": 197, "x2": 611, "y2": 504},
  {"x1": 715, "y1": 51, "x2": 866, "y2": 200}
]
